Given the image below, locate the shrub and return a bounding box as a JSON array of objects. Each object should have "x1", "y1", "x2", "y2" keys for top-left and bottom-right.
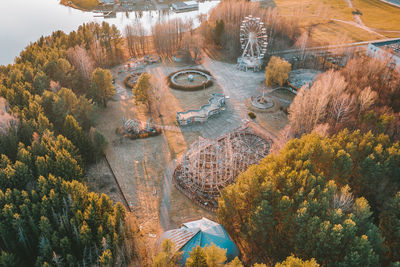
[{"x1": 248, "y1": 112, "x2": 256, "y2": 119}]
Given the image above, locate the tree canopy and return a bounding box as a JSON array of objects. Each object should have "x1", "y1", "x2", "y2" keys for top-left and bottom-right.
[
  {"x1": 90, "y1": 68, "x2": 115, "y2": 107},
  {"x1": 218, "y1": 130, "x2": 400, "y2": 265},
  {"x1": 0, "y1": 22, "x2": 133, "y2": 266},
  {"x1": 265, "y1": 56, "x2": 291, "y2": 87},
  {"x1": 133, "y1": 73, "x2": 152, "y2": 108}
]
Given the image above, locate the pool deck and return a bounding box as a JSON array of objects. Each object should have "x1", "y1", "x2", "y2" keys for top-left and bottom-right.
[{"x1": 177, "y1": 93, "x2": 225, "y2": 123}]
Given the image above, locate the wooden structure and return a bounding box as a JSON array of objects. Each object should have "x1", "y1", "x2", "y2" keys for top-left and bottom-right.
[{"x1": 173, "y1": 123, "x2": 272, "y2": 210}]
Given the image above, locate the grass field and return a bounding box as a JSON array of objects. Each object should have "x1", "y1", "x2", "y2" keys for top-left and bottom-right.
[
  {"x1": 60, "y1": 0, "x2": 99, "y2": 10},
  {"x1": 353, "y1": 0, "x2": 400, "y2": 31},
  {"x1": 274, "y1": 0, "x2": 354, "y2": 21},
  {"x1": 310, "y1": 20, "x2": 383, "y2": 44},
  {"x1": 274, "y1": 0, "x2": 400, "y2": 43}
]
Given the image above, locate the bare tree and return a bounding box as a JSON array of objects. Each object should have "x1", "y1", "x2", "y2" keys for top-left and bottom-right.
[
  {"x1": 331, "y1": 93, "x2": 354, "y2": 124},
  {"x1": 204, "y1": 0, "x2": 300, "y2": 57},
  {"x1": 333, "y1": 185, "x2": 354, "y2": 213},
  {"x1": 295, "y1": 31, "x2": 309, "y2": 62},
  {"x1": 288, "y1": 70, "x2": 348, "y2": 136},
  {"x1": 125, "y1": 22, "x2": 148, "y2": 58},
  {"x1": 67, "y1": 45, "x2": 94, "y2": 86},
  {"x1": 152, "y1": 18, "x2": 186, "y2": 56},
  {"x1": 125, "y1": 24, "x2": 137, "y2": 58},
  {"x1": 182, "y1": 34, "x2": 204, "y2": 63},
  {"x1": 358, "y1": 86, "x2": 377, "y2": 115}
]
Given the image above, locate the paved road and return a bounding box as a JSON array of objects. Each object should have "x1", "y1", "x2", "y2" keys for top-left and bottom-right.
[{"x1": 270, "y1": 37, "x2": 400, "y2": 55}]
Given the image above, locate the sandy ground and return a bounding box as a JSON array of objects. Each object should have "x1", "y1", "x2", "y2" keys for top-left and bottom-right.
[{"x1": 87, "y1": 54, "x2": 290, "y2": 265}]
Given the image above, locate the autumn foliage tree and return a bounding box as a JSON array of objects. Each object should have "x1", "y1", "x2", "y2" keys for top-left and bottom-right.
[
  {"x1": 90, "y1": 68, "x2": 115, "y2": 107},
  {"x1": 275, "y1": 255, "x2": 319, "y2": 267},
  {"x1": 133, "y1": 73, "x2": 152, "y2": 113},
  {"x1": 265, "y1": 56, "x2": 291, "y2": 87},
  {"x1": 153, "y1": 239, "x2": 182, "y2": 267}
]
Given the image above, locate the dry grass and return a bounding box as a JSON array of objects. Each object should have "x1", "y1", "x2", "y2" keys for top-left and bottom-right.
[
  {"x1": 353, "y1": 0, "x2": 400, "y2": 31},
  {"x1": 274, "y1": 0, "x2": 353, "y2": 21},
  {"x1": 274, "y1": 0, "x2": 399, "y2": 43},
  {"x1": 310, "y1": 21, "x2": 383, "y2": 44},
  {"x1": 60, "y1": 0, "x2": 99, "y2": 10}
]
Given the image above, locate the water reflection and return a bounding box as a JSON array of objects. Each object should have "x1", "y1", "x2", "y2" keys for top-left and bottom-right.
[{"x1": 0, "y1": 0, "x2": 218, "y2": 65}]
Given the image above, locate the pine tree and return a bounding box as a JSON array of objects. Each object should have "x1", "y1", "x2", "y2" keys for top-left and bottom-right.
[
  {"x1": 218, "y1": 131, "x2": 392, "y2": 265},
  {"x1": 379, "y1": 192, "x2": 400, "y2": 263}
]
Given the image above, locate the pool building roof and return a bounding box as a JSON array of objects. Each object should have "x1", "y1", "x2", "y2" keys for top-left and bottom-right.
[{"x1": 160, "y1": 217, "x2": 239, "y2": 264}]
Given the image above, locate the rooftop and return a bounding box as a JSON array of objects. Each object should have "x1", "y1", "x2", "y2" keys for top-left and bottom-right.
[
  {"x1": 160, "y1": 218, "x2": 239, "y2": 264},
  {"x1": 371, "y1": 38, "x2": 400, "y2": 58}
]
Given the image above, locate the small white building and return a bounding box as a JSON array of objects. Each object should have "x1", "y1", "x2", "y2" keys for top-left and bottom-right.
[
  {"x1": 99, "y1": 0, "x2": 115, "y2": 5},
  {"x1": 171, "y1": 1, "x2": 199, "y2": 12},
  {"x1": 366, "y1": 39, "x2": 400, "y2": 71}
]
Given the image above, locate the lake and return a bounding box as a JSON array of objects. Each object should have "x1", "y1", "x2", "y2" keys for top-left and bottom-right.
[{"x1": 0, "y1": 0, "x2": 219, "y2": 66}]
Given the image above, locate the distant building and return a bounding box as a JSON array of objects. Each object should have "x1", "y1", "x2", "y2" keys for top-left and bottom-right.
[
  {"x1": 366, "y1": 39, "x2": 400, "y2": 70},
  {"x1": 99, "y1": 0, "x2": 115, "y2": 5},
  {"x1": 171, "y1": 1, "x2": 199, "y2": 12},
  {"x1": 159, "y1": 217, "x2": 239, "y2": 265}
]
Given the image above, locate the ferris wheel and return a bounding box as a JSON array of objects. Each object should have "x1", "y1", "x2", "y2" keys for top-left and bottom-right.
[{"x1": 238, "y1": 15, "x2": 268, "y2": 71}]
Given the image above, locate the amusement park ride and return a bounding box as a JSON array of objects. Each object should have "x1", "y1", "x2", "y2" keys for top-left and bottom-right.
[{"x1": 237, "y1": 15, "x2": 268, "y2": 72}]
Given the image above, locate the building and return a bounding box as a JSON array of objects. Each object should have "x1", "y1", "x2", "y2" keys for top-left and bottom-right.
[
  {"x1": 176, "y1": 93, "x2": 225, "y2": 126},
  {"x1": 366, "y1": 39, "x2": 400, "y2": 70},
  {"x1": 171, "y1": 1, "x2": 199, "y2": 12},
  {"x1": 99, "y1": 0, "x2": 115, "y2": 5},
  {"x1": 159, "y1": 217, "x2": 240, "y2": 264}
]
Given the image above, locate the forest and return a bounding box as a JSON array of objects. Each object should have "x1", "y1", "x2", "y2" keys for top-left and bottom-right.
[
  {"x1": 217, "y1": 57, "x2": 400, "y2": 266},
  {"x1": 0, "y1": 22, "x2": 134, "y2": 266},
  {"x1": 0, "y1": 0, "x2": 399, "y2": 265}
]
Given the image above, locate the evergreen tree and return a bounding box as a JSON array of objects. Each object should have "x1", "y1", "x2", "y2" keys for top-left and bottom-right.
[
  {"x1": 217, "y1": 131, "x2": 393, "y2": 265},
  {"x1": 379, "y1": 192, "x2": 400, "y2": 263}
]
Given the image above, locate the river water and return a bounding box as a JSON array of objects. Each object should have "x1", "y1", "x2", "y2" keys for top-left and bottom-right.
[{"x1": 0, "y1": 0, "x2": 219, "y2": 65}]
